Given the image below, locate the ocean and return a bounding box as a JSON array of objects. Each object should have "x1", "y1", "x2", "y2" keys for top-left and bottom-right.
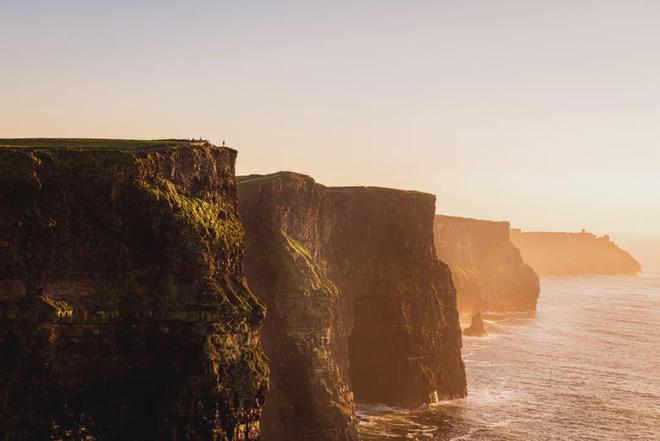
[{"x1": 358, "y1": 270, "x2": 660, "y2": 440}]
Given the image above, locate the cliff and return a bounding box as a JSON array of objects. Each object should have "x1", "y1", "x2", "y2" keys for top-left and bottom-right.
[
  {"x1": 434, "y1": 215, "x2": 539, "y2": 319},
  {"x1": 325, "y1": 187, "x2": 465, "y2": 407},
  {"x1": 510, "y1": 229, "x2": 642, "y2": 276},
  {"x1": 238, "y1": 172, "x2": 466, "y2": 439},
  {"x1": 0, "y1": 139, "x2": 268, "y2": 440},
  {"x1": 238, "y1": 173, "x2": 356, "y2": 441}
]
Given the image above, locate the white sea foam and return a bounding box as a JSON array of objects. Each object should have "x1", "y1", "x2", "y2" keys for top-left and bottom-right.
[{"x1": 358, "y1": 272, "x2": 660, "y2": 440}]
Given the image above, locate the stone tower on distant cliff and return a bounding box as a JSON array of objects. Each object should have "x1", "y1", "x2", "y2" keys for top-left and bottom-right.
[{"x1": 511, "y1": 229, "x2": 641, "y2": 276}]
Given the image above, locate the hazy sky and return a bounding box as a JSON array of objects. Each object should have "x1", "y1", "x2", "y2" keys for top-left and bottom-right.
[{"x1": 2, "y1": 1, "x2": 659, "y2": 243}]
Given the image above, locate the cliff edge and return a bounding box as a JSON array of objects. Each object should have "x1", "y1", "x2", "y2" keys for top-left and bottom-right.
[
  {"x1": 327, "y1": 187, "x2": 465, "y2": 407},
  {"x1": 238, "y1": 173, "x2": 357, "y2": 441},
  {"x1": 238, "y1": 172, "x2": 466, "y2": 439},
  {"x1": 434, "y1": 215, "x2": 539, "y2": 319},
  {"x1": 510, "y1": 229, "x2": 642, "y2": 276},
  {"x1": 0, "y1": 139, "x2": 268, "y2": 440}
]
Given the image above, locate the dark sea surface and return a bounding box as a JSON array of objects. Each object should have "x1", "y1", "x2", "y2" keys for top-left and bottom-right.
[{"x1": 358, "y1": 270, "x2": 660, "y2": 440}]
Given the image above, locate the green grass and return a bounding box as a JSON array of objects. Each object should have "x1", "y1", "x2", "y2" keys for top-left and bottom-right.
[
  {"x1": 236, "y1": 172, "x2": 285, "y2": 184},
  {"x1": 142, "y1": 178, "x2": 243, "y2": 248},
  {"x1": 237, "y1": 171, "x2": 314, "y2": 185},
  {"x1": 0, "y1": 138, "x2": 206, "y2": 150}
]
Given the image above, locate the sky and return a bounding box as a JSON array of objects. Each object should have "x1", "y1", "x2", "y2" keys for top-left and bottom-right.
[{"x1": 2, "y1": 1, "x2": 659, "y2": 252}]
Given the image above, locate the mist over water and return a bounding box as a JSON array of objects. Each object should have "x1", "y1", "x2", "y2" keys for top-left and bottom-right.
[{"x1": 358, "y1": 271, "x2": 660, "y2": 440}]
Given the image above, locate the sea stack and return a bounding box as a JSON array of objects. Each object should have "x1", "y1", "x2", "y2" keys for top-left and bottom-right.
[
  {"x1": 434, "y1": 215, "x2": 540, "y2": 320},
  {"x1": 0, "y1": 139, "x2": 268, "y2": 440},
  {"x1": 463, "y1": 312, "x2": 488, "y2": 337},
  {"x1": 510, "y1": 229, "x2": 642, "y2": 276},
  {"x1": 238, "y1": 172, "x2": 466, "y2": 439}
]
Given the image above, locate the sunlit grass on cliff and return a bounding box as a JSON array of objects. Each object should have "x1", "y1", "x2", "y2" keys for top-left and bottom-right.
[{"x1": 0, "y1": 138, "x2": 204, "y2": 150}]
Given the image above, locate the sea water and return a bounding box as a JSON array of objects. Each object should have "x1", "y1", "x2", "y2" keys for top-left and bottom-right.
[{"x1": 358, "y1": 270, "x2": 660, "y2": 440}]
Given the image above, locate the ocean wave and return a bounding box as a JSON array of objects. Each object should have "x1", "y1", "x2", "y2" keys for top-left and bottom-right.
[{"x1": 358, "y1": 273, "x2": 660, "y2": 440}]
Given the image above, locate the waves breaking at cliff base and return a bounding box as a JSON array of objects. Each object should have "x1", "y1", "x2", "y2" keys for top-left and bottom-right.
[{"x1": 358, "y1": 271, "x2": 660, "y2": 440}]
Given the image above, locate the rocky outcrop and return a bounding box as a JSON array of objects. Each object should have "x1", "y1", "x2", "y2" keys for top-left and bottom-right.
[
  {"x1": 463, "y1": 313, "x2": 487, "y2": 337},
  {"x1": 238, "y1": 172, "x2": 466, "y2": 439},
  {"x1": 434, "y1": 215, "x2": 540, "y2": 319},
  {"x1": 510, "y1": 229, "x2": 642, "y2": 276},
  {"x1": 238, "y1": 173, "x2": 356, "y2": 441},
  {"x1": 0, "y1": 139, "x2": 268, "y2": 441}
]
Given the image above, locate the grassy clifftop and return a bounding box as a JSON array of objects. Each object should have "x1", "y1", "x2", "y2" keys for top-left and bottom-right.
[
  {"x1": 0, "y1": 138, "x2": 209, "y2": 150},
  {"x1": 0, "y1": 141, "x2": 267, "y2": 440}
]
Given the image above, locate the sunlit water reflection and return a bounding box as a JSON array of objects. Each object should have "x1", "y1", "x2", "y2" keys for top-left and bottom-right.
[{"x1": 358, "y1": 270, "x2": 660, "y2": 440}]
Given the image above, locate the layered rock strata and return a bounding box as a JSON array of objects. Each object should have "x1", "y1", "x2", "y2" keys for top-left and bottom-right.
[
  {"x1": 238, "y1": 173, "x2": 356, "y2": 441},
  {"x1": 434, "y1": 215, "x2": 540, "y2": 319},
  {"x1": 238, "y1": 172, "x2": 466, "y2": 439},
  {"x1": 327, "y1": 187, "x2": 466, "y2": 407},
  {"x1": 0, "y1": 139, "x2": 268, "y2": 441}
]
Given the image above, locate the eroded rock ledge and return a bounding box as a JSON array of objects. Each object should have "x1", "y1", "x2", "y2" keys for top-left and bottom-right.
[
  {"x1": 434, "y1": 215, "x2": 540, "y2": 319},
  {"x1": 238, "y1": 172, "x2": 466, "y2": 440},
  {"x1": 0, "y1": 139, "x2": 267, "y2": 441}
]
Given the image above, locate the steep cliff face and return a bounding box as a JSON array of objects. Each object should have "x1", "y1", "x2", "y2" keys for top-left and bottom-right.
[
  {"x1": 325, "y1": 188, "x2": 465, "y2": 407},
  {"x1": 238, "y1": 173, "x2": 356, "y2": 441},
  {"x1": 238, "y1": 172, "x2": 465, "y2": 438},
  {"x1": 0, "y1": 139, "x2": 268, "y2": 441},
  {"x1": 434, "y1": 215, "x2": 539, "y2": 319},
  {"x1": 510, "y1": 229, "x2": 642, "y2": 276}
]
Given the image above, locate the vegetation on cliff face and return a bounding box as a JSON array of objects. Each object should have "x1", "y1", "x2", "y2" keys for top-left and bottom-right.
[
  {"x1": 238, "y1": 172, "x2": 466, "y2": 440},
  {"x1": 137, "y1": 172, "x2": 260, "y2": 316},
  {"x1": 239, "y1": 173, "x2": 357, "y2": 441},
  {"x1": 0, "y1": 138, "x2": 192, "y2": 149},
  {"x1": 0, "y1": 139, "x2": 267, "y2": 441},
  {"x1": 434, "y1": 215, "x2": 540, "y2": 319}
]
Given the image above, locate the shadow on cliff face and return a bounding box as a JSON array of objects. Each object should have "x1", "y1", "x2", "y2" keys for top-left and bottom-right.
[
  {"x1": 323, "y1": 188, "x2": 466, "y2": 407},
  {"x1": 0, "y1": 141, "x2": 268, "y2": 441},
  {"x1": 239, "y1": 173, "x2": 358, "y2": 441},
  {"x1": 238, "y1": 172, "x2": 467, "y2": 441}
]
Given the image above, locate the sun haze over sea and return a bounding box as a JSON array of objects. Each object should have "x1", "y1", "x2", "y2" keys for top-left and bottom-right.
[{"x1": 2, "y1": 1, "x2": 660, "y2": 240}]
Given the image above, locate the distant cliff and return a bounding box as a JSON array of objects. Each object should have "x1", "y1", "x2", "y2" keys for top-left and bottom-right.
[
  {"x1": 0, "y1": 139, "x2": 268, "y2": 440},
  {"x1": 510, "y1": 229, "x2": 642, "y2": 276},
  {"x1": 434, "y1": 215, "x2": 540, "y2": 319},
  {"x1": 238, "y1": 172, "x2": 466, "y2": 440}
]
